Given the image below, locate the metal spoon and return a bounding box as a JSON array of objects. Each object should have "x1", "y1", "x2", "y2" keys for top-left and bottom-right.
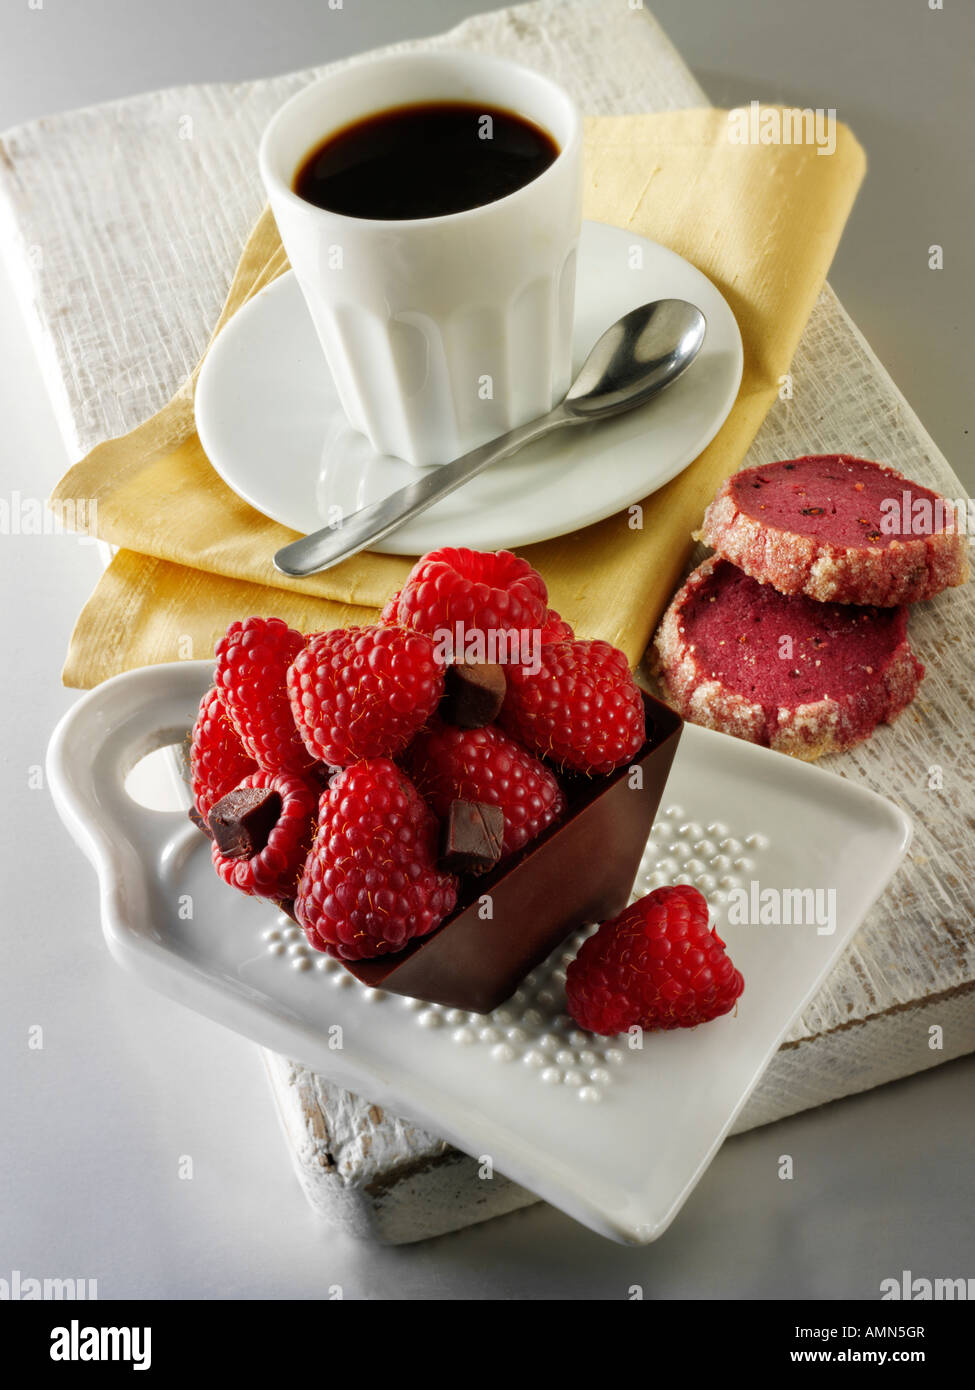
[{"x1": 273, "y1": 298, "x2": 706, "y2": 577}]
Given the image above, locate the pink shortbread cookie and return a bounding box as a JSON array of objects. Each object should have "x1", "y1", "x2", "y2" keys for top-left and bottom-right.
[
  {"x1": 699, "y1": 454, "x2": 968, "y2": 606},
  {"x1": 653, "y1": 557, "x2": 924, "y2": 760}
]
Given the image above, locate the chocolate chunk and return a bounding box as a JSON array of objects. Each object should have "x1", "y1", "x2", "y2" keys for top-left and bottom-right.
[
  {"x1": 440, "y1": 662, "x2": 506, "y2": 729},
  {"x1": 276, "y1": 898, "x2": 298, "y2": 924},
  {"x1": 207, "y1": 786, "x2": 281, "y2": 860},
  {"x1": 188, "y1": 805, "x2": 213, "y2": 839},
  {"x1": 438, "y1": 799, "x2": 504, "y2": 876}
]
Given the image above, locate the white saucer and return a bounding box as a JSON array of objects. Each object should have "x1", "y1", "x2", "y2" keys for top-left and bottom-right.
[{"x1": 196, "y1": 221, "x2": 743, "y2": 554}]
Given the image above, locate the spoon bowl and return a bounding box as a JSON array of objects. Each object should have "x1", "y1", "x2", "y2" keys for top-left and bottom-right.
[{"x1": 565, "y1": 299, "x2": 706, "y2": 418}]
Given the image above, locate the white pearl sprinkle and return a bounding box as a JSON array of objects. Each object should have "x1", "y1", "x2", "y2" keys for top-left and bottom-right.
[{"x1": 258, "y1": 811, "x2": 767, "y2": 1096}]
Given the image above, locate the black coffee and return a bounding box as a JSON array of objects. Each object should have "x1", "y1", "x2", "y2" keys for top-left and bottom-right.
[{"x1": 293, "y1": 101, "x2": 559, "y2": 220}]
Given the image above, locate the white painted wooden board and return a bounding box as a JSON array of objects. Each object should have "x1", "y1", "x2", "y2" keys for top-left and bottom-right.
[{"x1": 3, "y1": 0, "x2": 973, "y2": 1241}]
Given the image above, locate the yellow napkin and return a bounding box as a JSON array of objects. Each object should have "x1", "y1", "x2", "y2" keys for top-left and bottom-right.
[{"x1": 53, "y1": 108, "x2": 865, "y2": 688}]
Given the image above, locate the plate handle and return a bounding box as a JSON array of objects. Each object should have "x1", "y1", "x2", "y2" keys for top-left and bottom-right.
[{"x1": 47, "y1": 661, "x2": 215, "y2": 865}]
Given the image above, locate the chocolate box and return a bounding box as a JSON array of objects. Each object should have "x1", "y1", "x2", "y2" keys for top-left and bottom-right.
[{"x1": 345, "y1": 691, "x2": 683, "y2": 1013}]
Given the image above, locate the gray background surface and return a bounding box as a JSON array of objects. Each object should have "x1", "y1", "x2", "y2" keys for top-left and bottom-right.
[{"x1": 0, "y1": 0, "x2": 972, "y2": 1300}]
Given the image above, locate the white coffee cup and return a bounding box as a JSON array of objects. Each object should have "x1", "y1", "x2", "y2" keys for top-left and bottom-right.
[{"x1": 259, "y1": 52, "x2": 583, "y2": 467}]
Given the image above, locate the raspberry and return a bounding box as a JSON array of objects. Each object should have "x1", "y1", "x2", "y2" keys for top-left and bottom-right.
[
  {"x1": 287, "y1": 624, "x2": 445, "y2": 766},
  {"x1": 501, "y1": 638, "x2": 646, "y2": 775},
  {"x1": 566, "y1": 885, "x2": 744, "y2": 1036},
  {"x1": 211, "y1": 769, "x2": 318, "y2": 903},
  {"x1": 378, "y1": 589, "x2": 401, "y2": 625},
  {"x1": 295, "y1": 759, "x2": 458, "y2": 960},
  {"x1": 215, "y1": 617, "x2": 311, "y2": 774},
  {"x1": 403, "y1": 718, "x2": 565, "y2": 859},
  {"x1": 189, "y1": 686, "x2": 257, "y2": 819},
  {"x1": 391, "y1": 548, "x2": 548, "y2": 645},
  {"x1": 539, "y1": 609, "x2": 575, "y2": 644}
]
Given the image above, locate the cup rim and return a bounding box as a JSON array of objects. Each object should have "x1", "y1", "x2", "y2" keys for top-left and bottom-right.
[{"x1": 258, "y1": 49, "x2": 583, "y2": 232}]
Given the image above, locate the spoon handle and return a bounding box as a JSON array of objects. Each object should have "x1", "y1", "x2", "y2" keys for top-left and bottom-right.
[{"x1": 273, "y1": 405, "x2": 572, "y2": 577}]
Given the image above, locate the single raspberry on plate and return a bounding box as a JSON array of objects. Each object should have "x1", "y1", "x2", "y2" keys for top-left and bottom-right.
[
  {"x1": 295, "y1": 759, "x2": 458, "y2": 960},
  {"x1": 501, "y1": 638, "x2": 646, "y2": 775},
  {"x1": 211, "y1": 769, "x2": 318, "y2": 903},
  {"x1": 566, "y1": 884, "x2": 744, "y2": 1036},
  {"x1": 215, "y1": 616, "x2": 311, "y2": 774},
  {"x1": 287, "y1": 624, "x2": 445, "y2": 766},
  {"x1": 390, "y1": 547, "x2": 548, "y2": 647},
  {"x1": 189, "y1": 685, "x2": 257, "y2": 819},
  {"x1": 538, "y1": 608, "x2": 575, "y2": 644},
  {"x1": 403, "y1": 718, "x2": 565, "y2": 859}
]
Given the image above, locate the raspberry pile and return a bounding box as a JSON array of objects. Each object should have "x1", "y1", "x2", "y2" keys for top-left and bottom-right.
[{"x1": 189, "y1": 546, "x2": 673, "y2": 1028}]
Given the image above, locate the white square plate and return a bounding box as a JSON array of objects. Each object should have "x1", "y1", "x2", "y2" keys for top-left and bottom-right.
[{"x1": 47, "y1": 660, "x2": 911, "y2": 1243}]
